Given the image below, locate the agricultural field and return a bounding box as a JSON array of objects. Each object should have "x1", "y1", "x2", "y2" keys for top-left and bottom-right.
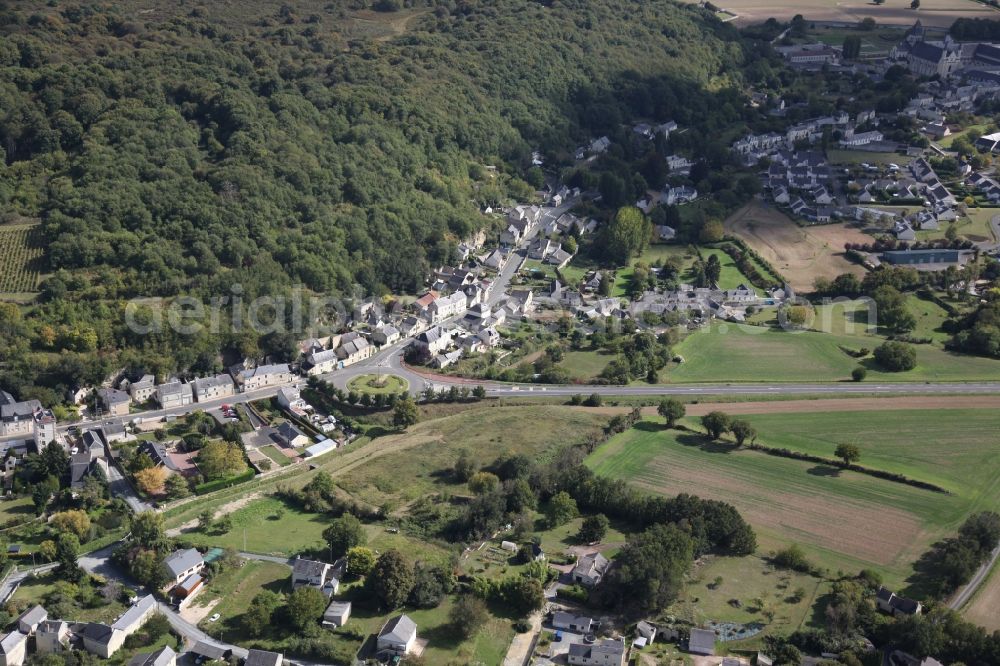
[
  {"x1": 668, "y1": 318, "x2": 1000, "y2": 383},
  {"x1": 586, "y1": 406, "x2": 1000, "y2": 588},
  {"x1": 962, "y1": 563, "x2": 1000, "y2": 632},
  {"x1": 0, "y1": 224, "x2": 43, "y2": 295},
  {"x1": 681, "y1": 0, "x2": 999, "y2": 27},
  {"x1": 722, "y1": 202, "x2": 867, "y2": 292}
]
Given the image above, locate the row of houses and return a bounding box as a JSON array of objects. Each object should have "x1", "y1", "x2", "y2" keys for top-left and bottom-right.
[{"x1": 0, "y1": 596, "x2": 159, "y2": 665}]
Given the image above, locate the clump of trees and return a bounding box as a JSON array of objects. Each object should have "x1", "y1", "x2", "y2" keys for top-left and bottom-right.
[{"x1": 873, "y1": 341, "x2": 917, "y2": 372}]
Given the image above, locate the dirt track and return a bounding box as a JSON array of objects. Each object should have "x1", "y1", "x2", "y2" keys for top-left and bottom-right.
[{"x1": 723, "y1": 202, "x2": 869, "y2": 292}]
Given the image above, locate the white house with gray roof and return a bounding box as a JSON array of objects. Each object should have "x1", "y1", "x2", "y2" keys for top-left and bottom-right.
[
  {"x1": 155, "y1": 381, "x2": 192, "y2": 410},
  {"x1": 192, "y1": 374, "x2": 234, "y2": 402},
  {"x1": 163, "y1": 548, "x2": 205, "y2": 586},
  {"x1": 0, "y1": 630, "x2": 27, "y2": 666},
  {"x1": 377, "y1": 614, "x2": 417, "y2": 657},
  {"x1": 236, "y1": 364, "x2": 293, "y2": 392}
]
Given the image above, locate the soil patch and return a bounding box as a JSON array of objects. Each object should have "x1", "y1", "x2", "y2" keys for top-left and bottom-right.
[{"x1": 723, "y1": 201, "x2": 869, "y2": 292}]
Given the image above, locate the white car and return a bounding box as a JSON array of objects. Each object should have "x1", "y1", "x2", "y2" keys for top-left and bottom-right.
[{"x1": 208, "y1": 613, "x2": 221, "y2": 623}]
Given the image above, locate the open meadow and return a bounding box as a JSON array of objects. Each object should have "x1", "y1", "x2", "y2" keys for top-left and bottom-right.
[
  {"x1": 586, "y1": 406, "x2": 1000, "y2": 589},
  {"x1": 668, "y1": 319, "x2": 1000, "y2": 383}
]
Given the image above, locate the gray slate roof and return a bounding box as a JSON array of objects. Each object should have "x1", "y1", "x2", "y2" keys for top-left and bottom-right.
[
  {"x1": 379, "y1": 614, "x2": 417, "y2": 644},
  {"x1": 128, "y1": 646, "x2": 176, "y2": 666},
  {"x1": 163, "y1": 548, "x2": 204, "y2": 578}
]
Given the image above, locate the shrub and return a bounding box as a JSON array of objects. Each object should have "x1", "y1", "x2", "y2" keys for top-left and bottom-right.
[
  {"x1": 873, "y1": 341, "x2": 917, "y2": 372},
  {"x1": 851, "y1": 366, "x2": 867, "y2": 382}
]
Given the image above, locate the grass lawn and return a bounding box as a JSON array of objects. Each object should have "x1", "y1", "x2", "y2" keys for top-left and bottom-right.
[
  {"x1": 586, "y1": 410, "x2": 1000, "y2": 590},
  {"x1": 0, "y1": 496, "x2": 35, "y2": 523},
  {"x1": 938, "y1": 123, "x2": 990, "y2": 149},
  {"x1": 347, "y1": 374, "x2": 409, "y2": 395},
  {"x1": 916, "y1": 210, "x2": 997, "y2": 243},
  {"x1": 259, "y1": 445, "x2": 292, "y2": 467},
  {"x1": 198, "y1": 560, "x2": 291, "y2": 639},
  {"x1": 557, "y1": 262, "x2": 588, "y2": 286},
  {"x1": 559, "y1": 349, "x2": 614, "y2": 381},
  {"x1": 521, "y1": 259, "x2": 557, "y2": 280},
  {"x1": 667, "y1": 555, "x2": 828, "y2": 646},
  {"x1": 668, "y1": 320, "x2": 1000, "y2": 383},
  {"x1": 182, "y1": 495, "x2": 330, "y2": 556},
  {"x1": 905, "y1": 294, "x2": 952, "y2": 343},
  {"x1": 695, "y1": 248, "x2": 756, "y2": 291},
  {"x1": 826, "y1": 149, "x2": 912, "y2": 166}
]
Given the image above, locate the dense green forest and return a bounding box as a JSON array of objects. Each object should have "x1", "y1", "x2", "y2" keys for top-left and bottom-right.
[{"x1": 0, "y1": 0, "x2": 763, "y2": 402}]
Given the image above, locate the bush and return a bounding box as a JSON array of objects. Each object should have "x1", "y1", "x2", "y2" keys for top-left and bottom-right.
[
  {"x1": 556, "y1": 584, "x2": 589, "y2": 603},
  {"x1": 851, "y1": 366, "x2": 867, "y2": 382},
  {"x1": 772, "y1": 544, "x2": 813, "y2": 572},
  {"x1": 873, "y1": 341, "x2": 917, "y2": 372}
]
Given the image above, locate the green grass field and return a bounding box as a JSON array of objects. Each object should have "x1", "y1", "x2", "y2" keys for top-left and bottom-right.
[
  {"x1": 259, "y1": 445, "x2": 292, "y2": 467},
  {"x1": 668, "y1": 320, "x2": 1000, "y2": 383},
  {"x1": 916, "y1": 211, "x2": 997, "y2": 243},
  {"x1": 826, "y1": 149, "x2": 913, "y2": 166},
  {"x1": 668, "y1": 555, "x2": 828, "y2": 645},
  {"x1": 347, "y1": 374, "x2": 409, "y2": 395},
  {"x1": 938, "y1": 123, "x2": 990, "y2": 149},
  {"x1": 559, "y1": 349, "x2": 614, "y2": 381},
  {"x1": 586, "y1": 409, "x2": 1000, "y2": 588},
  {"x1": 693, "y1": 248, "x2": 756, "y2": 291},
  {"x1": 0, "y1": 496, "x2": 36, "y2": 523}
]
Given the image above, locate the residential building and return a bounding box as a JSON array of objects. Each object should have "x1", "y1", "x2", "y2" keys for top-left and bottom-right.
[
  {"x1": 80, "y1": 623, "x2": 120, "y2": 659},
  {"x1": 292, "y1": 557, "x2": 339, "y2": 597},
  {"x1": 244, "y1": 649, "x2": 283, "y2": 666},
  {"x1": 128, "y1": 375, "x2": 156, "y2": 403},
  {"x1": 839, "y1": 130, "x2": 884, "y2": 147},
  {"x1": 413, "y1": 327, "x2": 452, "y2": 355},
  {"x1": 305, "y1": 349, "x2": 339, "y2": 376},
  {"x1": 0, "y1": 631, "x2": 27, "y2": 666},
  {"x1": 155, "y1": 381, "x2": 192, "y2": 410},
  {"x1": 371, "y1": 324, "x2": 400, "y2": 347},
  {"x1": 876, "y1": 586, "x2": 923, "y2": 616},
  {"x1": 276, "y1": 422, "x2": 309, "y2": 448},
  {"x1": 127, "y1": 646, "x2": 176, "y2": 666},
  {"x1": 377, "y1": 615, "x2": 417, "y2": 657},
  {"x1": 572, "y1": 552, "x2": 610, "y2": 587},
  {"x1": 35, "y1": 620, "x2": 70, "y2": 654},
  {"x1": 98, "y1": 388, "x2": 131, "y2": 417},
  {"x1": 322, "y1": 600, "x2": 352, "y2": 628},
  {"x1": 236, "y1": 364, "x2": 293, "y2": 392},
  {"x1": 163, "y1": 548, "x2": 205, "y2": 586},
  {"x1": 552, "y1": 612, "x2": 593, "y2": 633},
  {"x1": 335, "y1": 335, "x2": 374, "y2": 367},
  {"x1": 277, "y1": 387, "x2": 307, "y2": 414},
  {"x1": 429, "y1": 291, "x2": 467, "y2": 322},
  {"x1": 567, "y1": 638, "x2": 626, "y2": 666},
  {"x1": 192, "y1": 374, "x2": 234, "y2": 403},
  {"x1": 190, "y1": 642, "x2": 231, "y2": 663},
  {"x1": 138, "y1": 441, "x2": 181, "y2": 474},
  {"x1": 0, "y1": 396, "x2": 42, "y2": 437},
  {"x1": 16, "y1": 605, "x2": 47, "y2": 635}
]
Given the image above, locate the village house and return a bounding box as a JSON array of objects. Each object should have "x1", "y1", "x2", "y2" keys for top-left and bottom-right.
[
  {"x1": 370, "y1": 324, "x2": 400, "y2": 347},
  {"x1": 163, "y1": 548, "x2": 205, "y2": 586},
  {"x1": 235, "y1": 364, "x2": 293, "y2": 392},
  {"x1": 568, "y1": 638, "x2": 626, "y2": 666},
  {"x1": 138, "y1": 441, "x2": 182, "y2": 476},
  {"x1": 413, "y1": 327, "x2": 452, "y2": 356},
  {"x1": 292, "y1": 557, "x2": 339, "y2": 597},
  {"x1": 552, "y1": 612, "x2": 593, "y2": 633},
  {"x1": 335, "y1": 333, "x2": 375, "y2": 367},
  {"x1": 876, "y1": 586, "x2": 923, "y2": 617},
  {"x1": 572, "y1": 552, "x2": 610, "y2": 587},
  {"x1": 83, "y1": 595, "x2": 157, "y2": 659},
  {"x1": 128, "y1": 375, "x2": 156, "y2": 403},
  {"x1": 155, "y1": 381, "x2": 193, "y2": 410},
  {"x1": 192, "y1": 375, "x2": 234, "y2": 403},
  {"x1": 244, "y1": 649, "x2": 283, "y2": 666},
  {"x1": 428, "y1": 291, "x2": 468, "y2": 322},
  {"x1": 0, "y1": 630, "x2": 27, "y2": 666},
  {"x1": 95, "y1": 387, "x2": 130, "y2": 418},
  {"x1": 127, "y1": 646, "x2": 176, "y2": 666},
  {"x1": 277, "y1": 387, "x2": 307, "y2": 414},
  {"x1": 305, "y1": 349, "x2": 339, "y2": 376},
  {"x1": 276, "y1": 422, "x2": 310, "y2": 448},
  {"x1": 15, "y1": 606, "x2": 46, "y2": 636},
  {"x1": 377, "y1": 614, "x2": 418, "y2": 658},
  {"x1": 35, "y1": 620, "x2": 70, "y2": 655}
]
